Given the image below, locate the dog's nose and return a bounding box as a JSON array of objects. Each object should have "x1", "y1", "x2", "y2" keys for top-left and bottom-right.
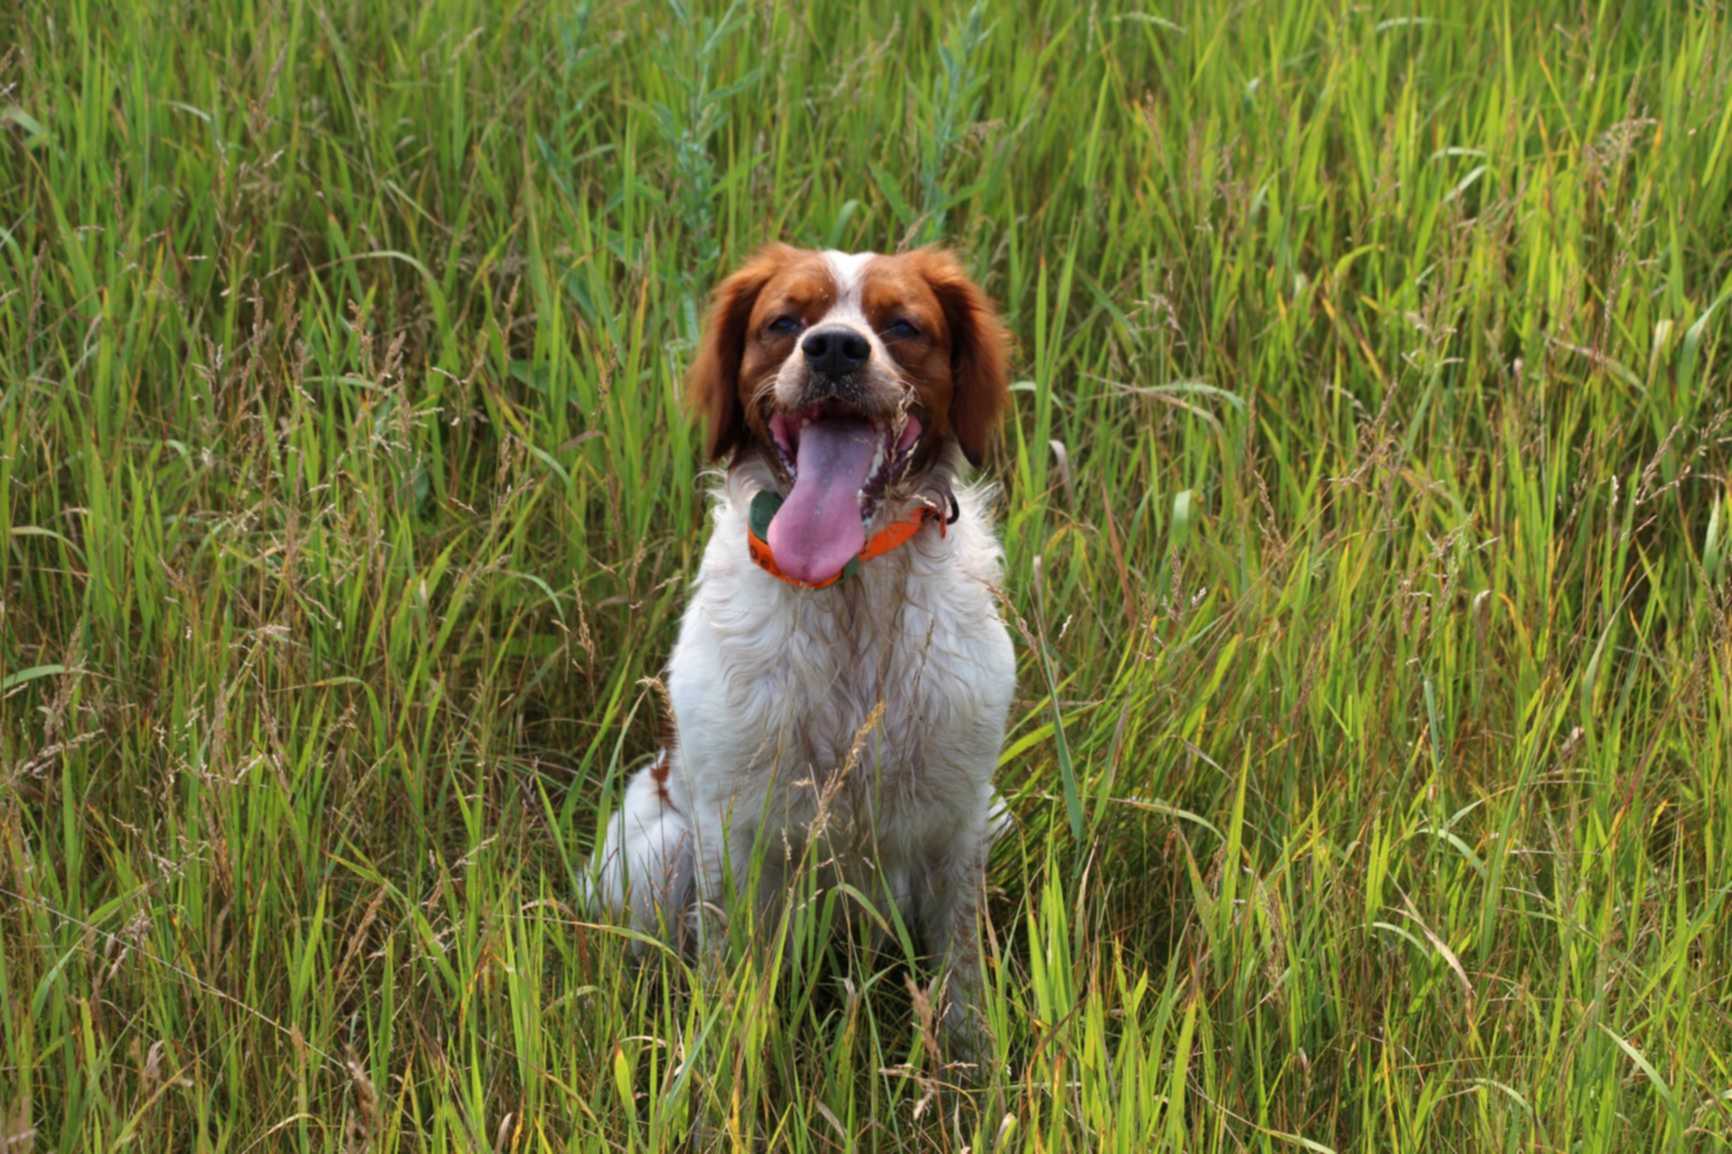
[{"x1": 801, "y1": 325, "x2": 870, "y2": 376}]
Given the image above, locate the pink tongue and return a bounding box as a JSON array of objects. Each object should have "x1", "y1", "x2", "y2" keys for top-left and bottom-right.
[{"x1": 768, "y1": 418, "x2": 878, "y2": 584}]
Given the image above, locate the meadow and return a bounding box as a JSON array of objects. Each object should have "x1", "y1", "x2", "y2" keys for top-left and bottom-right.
[{"x1": 4, "y1": 0, "x2": 1732, "y2": 1149}]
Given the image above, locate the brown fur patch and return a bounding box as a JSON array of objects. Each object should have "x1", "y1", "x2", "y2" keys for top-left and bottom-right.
[
  {"x1": 864, "y1": 249, "x2": 1011, "y2": 467},
  {"x1": 688, "y1": 245, "x2": 836, "y2": 460},
  {"x1": 648, "y1": 747, "x2": 672, "y2": 807}
]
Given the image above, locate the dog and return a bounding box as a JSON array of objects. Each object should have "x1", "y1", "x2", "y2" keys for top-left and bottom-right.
[{"x1": 583, "y1": 245, "x2": 1016, "y2": 1046}]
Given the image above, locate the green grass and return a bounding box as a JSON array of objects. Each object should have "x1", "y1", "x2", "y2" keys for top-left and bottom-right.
[{"x1": 4, "y1": 0, "x2": 1731, "y2": 1148}]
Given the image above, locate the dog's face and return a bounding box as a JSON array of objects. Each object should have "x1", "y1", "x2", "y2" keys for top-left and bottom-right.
[{"x1": 689, "y1": 245, "x2": 1010, "y2": 583}]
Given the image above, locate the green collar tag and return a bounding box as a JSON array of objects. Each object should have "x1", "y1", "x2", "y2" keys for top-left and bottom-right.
[{"x1": 748, "y1": 489, "x2": 782, "y2": 540}]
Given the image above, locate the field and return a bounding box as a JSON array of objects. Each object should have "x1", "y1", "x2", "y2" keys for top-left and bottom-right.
[{"x1": 4, "y1": 0, "x2": 1732, "y2": 1149}]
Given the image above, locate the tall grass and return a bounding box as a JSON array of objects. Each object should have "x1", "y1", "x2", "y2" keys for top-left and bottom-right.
[{"x1": 3, "y1": 0, "x2": 1730, "y2": 1149}]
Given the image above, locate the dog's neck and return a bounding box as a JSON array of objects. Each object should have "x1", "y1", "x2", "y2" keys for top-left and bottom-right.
[
  {"x1": 727, "y1": 444, "x2": 962, "y2": 538},
  {"x1": 721, "y1": 446, "x2": 965, "y2": 596}
]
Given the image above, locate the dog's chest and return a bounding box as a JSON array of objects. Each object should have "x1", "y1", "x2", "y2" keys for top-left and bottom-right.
[
  {"x1": 710, "y1": 562, "x2": 975, "y2": 778},
  {"x1": 670, "y1": 543, "x2": 1008, "y2": 837}
]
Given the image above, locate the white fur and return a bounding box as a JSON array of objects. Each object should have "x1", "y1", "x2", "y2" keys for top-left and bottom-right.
[
  {"x1": 822, "y1": 249, "x2": 876, "y2": 303},
  {"x1": 579, "y1": 749, "x2": 693, "y2": 946},
  {"x1": 584, "y1": 459, "x2": 1016, "y2": 1008}
]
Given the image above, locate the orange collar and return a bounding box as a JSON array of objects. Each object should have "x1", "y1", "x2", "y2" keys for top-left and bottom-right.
[{"x1": 746, "y1": 490, "x2": 949, "y2": 590}]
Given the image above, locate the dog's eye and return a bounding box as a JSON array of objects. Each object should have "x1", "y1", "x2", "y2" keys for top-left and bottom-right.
[
  {"x1": 766, "y1": 315, "x2": 803, "y2": 336},
  {"x1": 882, "y1": 318, "x2": 920, "y2": 341}
]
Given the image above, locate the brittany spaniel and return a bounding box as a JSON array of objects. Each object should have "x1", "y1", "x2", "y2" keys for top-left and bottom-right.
[{"x1": 584, "y1": 245, "x2": 1016, "y2": 1047}]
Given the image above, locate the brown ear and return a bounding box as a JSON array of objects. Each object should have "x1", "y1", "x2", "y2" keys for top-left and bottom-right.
[
  {"x1": 916, "y1": 248, "x2": 1011, "y2": 468},
  {"x1": 688, "y1": 246, "x2": 789, "y2": 461}
]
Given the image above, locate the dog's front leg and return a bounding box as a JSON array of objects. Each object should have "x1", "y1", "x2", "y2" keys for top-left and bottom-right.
[
  {"x1": 915, "y1": 821, "x2": 991, "y2": 1064},
  {"x1": 690, "y1": 809, "x2": 750, "y2": 966},
  {"x1": 690, "y1": 803, "x2": 791, "y2": 966}
]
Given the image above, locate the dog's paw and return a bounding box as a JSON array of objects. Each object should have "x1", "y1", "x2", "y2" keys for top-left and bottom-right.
[{"x1": 940, "y1": 995, "x2": 996, "y2": 1081}]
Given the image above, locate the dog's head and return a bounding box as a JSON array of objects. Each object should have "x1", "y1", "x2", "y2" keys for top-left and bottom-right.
[{"x1": 689, "y1": 245, "x2": 1011, "y2": 584}]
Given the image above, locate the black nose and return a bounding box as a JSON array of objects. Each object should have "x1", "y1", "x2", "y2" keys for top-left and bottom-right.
[{"x1": 801, "y1": 325, "x2": 870, "y2": 376}]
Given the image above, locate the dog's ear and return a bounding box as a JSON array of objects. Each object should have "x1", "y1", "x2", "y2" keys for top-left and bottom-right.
[
  {"x1": 915, "y1": 248, "x2": 1012, "y2": 468},
  {"x1": 688, "y1": 246, "x2": 790, "y2": 461}
]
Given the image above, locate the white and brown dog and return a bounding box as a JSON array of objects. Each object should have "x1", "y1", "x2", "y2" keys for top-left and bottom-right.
[{"x1": 584, "y1": 245, "x2": 1016, "y2": 1042}]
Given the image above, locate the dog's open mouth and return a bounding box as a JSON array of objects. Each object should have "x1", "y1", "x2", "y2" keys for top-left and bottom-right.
[{"x1": 765, "y1": 402, "x2": 923, "y2": 584}]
